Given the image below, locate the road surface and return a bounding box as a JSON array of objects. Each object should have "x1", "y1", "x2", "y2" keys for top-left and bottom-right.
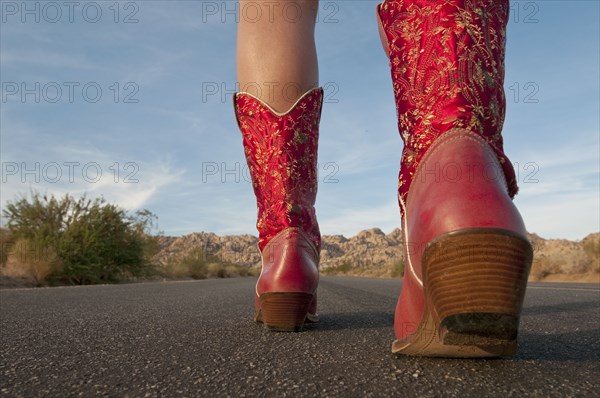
[{"x1": 1, "y1": 276, "x2": 599, "y2": 397}]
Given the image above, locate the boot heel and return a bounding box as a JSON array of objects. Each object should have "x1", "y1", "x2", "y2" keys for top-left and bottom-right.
[
  {"x1": 258, "y1": 292, "x2": 314, "y2": 332},
  {"x1": 423, "y1": 228, "x2": 533, "y2": 349}
]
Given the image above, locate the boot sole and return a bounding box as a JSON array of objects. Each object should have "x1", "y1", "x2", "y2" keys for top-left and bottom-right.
[
  {"x1": 255, "y1": 292, "x2": 318, "y2": 332},
  {"x1": 392, "y1": 228, "x2": 533, "y2": 357}
]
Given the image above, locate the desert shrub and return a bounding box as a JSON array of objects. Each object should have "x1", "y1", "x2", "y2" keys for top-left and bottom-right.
[
  {"x1": 2, "y1": 191, "x2": 156, "y2": 284},
  {"x1": 247, "y1": 266, "x2": 261, "y2": 277},
  {"x1": 161, "y1": 259, "x2": 190, "y2": 278},
  {"x1": 224, "y1": 264, "x2": 241, "y2": 277},
  {"x1": 163, "y1": 247, "x2": 254, "y2": 279},
  {"x1": 323, "y1": 261, "x2": 353, "y2": 275},
  {"x1": 162, "y1": 246, "x2": 260, "y2": 279},
  {"x1": 583, "y1": 238, "x2": 600, "y2": 272},
  {"x1": 583, "y1": 238, "x2": 600, "y2": 258},
  {"x1": 206, "y1": 262, "x2": 225, "y2": 278},
  {"x1": 390, "y1": 259, "x2": 405, "y2": 278},
  {"x1": 4, "y1": 237, "x2": 62, "y2": 284},
  {"x1": 206, "y1": 262, "x2": 243, "y2": 278},
  {"x1": 240, "y1": 264, "x2": 258, "y2": 277},
  {"x1": 178, "y1": 247, "x2": 208, "y2": 279},
  {"x1": 530, "y1": 257, "x2": 565, "y2": 281},
  {"x1": 0, "y1": 228, "x2": 13, "y2": 268},
  {"x1": 529, "y1": 259, "x2": 548, "y2": 281}
]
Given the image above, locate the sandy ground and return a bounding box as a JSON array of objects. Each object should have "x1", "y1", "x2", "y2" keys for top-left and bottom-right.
[{"x1": 538, "y1": 273, "x2": 600, "y2": 283}]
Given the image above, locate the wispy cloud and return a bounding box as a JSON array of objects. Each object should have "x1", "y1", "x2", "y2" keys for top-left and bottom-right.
[{"x1": 1, "y1": 128, "x2": 184, "y2": 225}]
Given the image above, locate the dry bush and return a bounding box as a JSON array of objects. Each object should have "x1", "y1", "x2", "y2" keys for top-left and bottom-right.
[
  {"x1": 175, "y1": 247, "x2": 207, "y2": 279},
  {"x1": 0, "y1": 228, "x2": 13, "y2": 269},
  {"x1": 3, "y1": 238, "x2": 62, "y2": 284},
  {"x1": 160, "y1": 255, "x2": 254, "y2": 280},
  {"x1": 389, "y1": 259, "x2": 405, "y2": 278},
  {"x1": 160, "y1": 260, "x2": 191, "y2": 279},
  {"x1": 158, "y1": 244, "x2": 256, "y2": 280},
  {"x1": 207, "y1": 263, "x2": 248, "y2": 278},
  {"x1": 206, "y1": 262, "x2": 254, "y2": 278},
  {"x1": 224, "y1": 265, "x2": 241, "y2": 277},
  {"x1": 247, "y1": 266, "x2": 261, "y2": 277},
  {"x1": 206, "y1": 262, "x2": 226, "y2": 278},
  {"x1": 583, "y1": 237, "x2": 600, "y2": 273},
  {"x1": 322, "y1": 262, "x2": 353, "y2": 275},
  {"x1": 570, "y1": 257, "x2": 595, "y2": 274},
  {"x1": 530, "y1": 257, "x2": 565, "y2": 281}
]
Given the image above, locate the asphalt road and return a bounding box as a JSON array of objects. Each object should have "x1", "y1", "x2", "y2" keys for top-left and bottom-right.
[{"x1": 1, "y1": 276, "x2": 599, "y2": 397}]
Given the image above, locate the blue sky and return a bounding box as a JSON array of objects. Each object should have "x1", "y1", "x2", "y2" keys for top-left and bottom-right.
[{"x1": 1, "y1": 0, "x2": 599, "y2": 240}]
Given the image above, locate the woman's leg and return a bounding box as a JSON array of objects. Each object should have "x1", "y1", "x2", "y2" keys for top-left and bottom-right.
[
  {"x1": 237, "y1": 0, "x2": 318, "y2": 112},
  {"x1": 235, "y1": 0, "x2": 323, "y2": 331}
]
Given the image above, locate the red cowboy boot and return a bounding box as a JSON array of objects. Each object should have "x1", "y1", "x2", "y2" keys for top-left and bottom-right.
[
  {"x1": 233, "y1": 87, "x2": 322, "y2": 332},
  {"x1": 377, "y1": 0, "x2": 533, "y2": 356}
]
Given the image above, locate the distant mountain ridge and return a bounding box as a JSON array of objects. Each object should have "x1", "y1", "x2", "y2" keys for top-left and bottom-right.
[{"x1": 154, "y1": 229, "x2": 600, "y2": 282}]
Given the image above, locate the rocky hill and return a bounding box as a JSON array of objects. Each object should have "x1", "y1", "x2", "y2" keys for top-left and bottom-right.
[
  {"x1": 154, "y1": 229, "x2": 600, "y2": 282},
  {"x1": 528, "y1": 232, "x2": 599, "y2": 281}
]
